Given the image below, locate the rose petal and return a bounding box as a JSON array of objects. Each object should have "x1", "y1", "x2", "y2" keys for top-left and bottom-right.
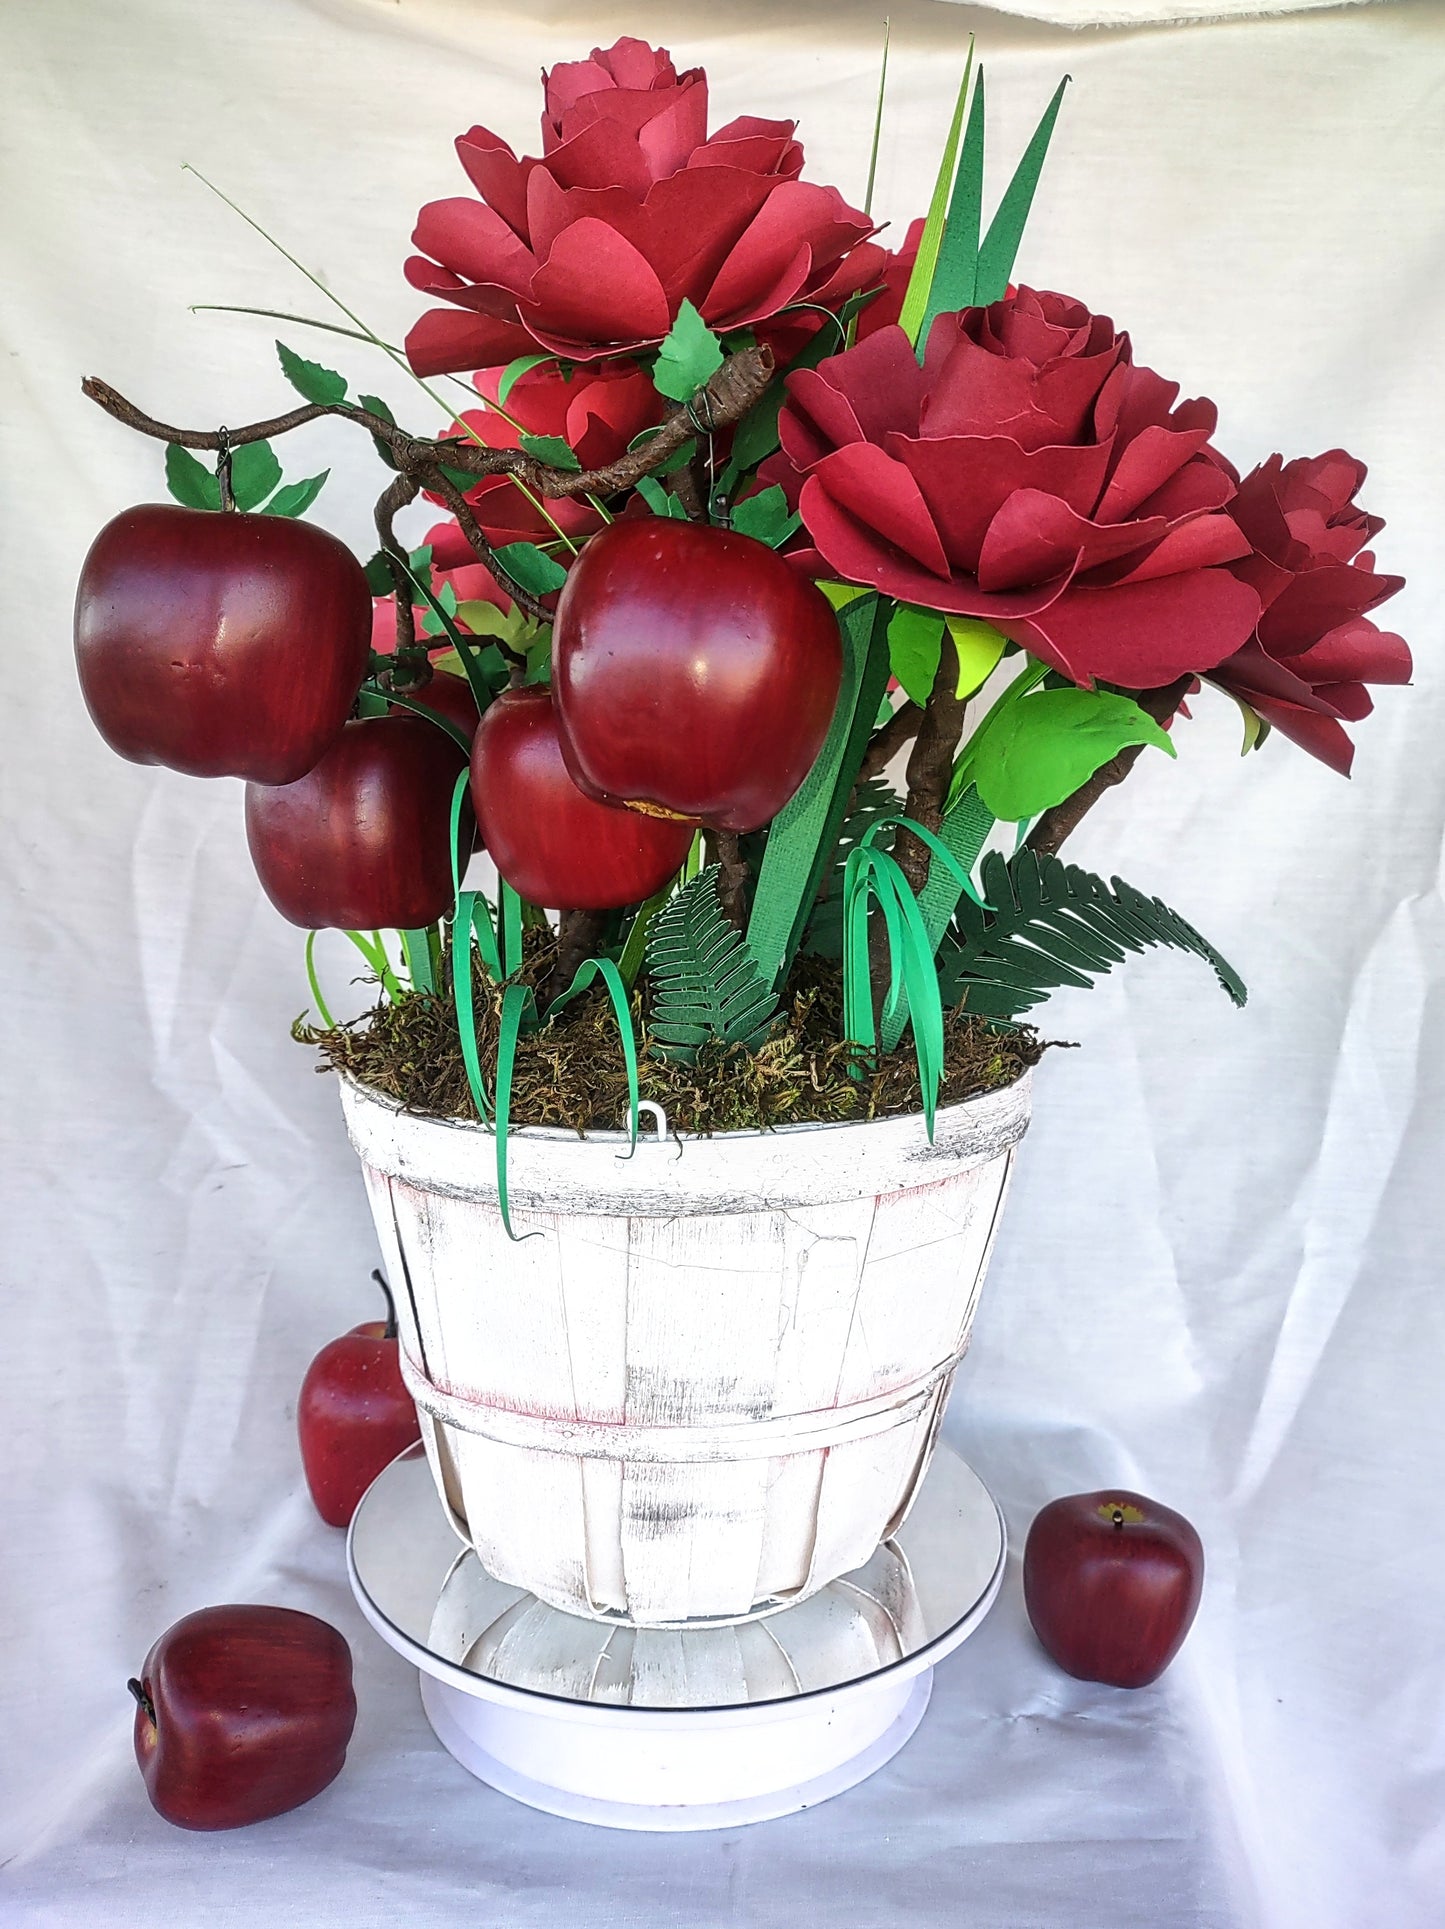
[
  {"x1": 455, "y1": 128, "x2": 536, "y2": 240},
  {"x1": 1091, "y1": 511, "x2": 1251, "y2": 587},
  {"x1": 704, "y1": 180, "x2": 869, "y2": 325},
  {"x1": 406, "y1": 307, "x2": 536, "y2": 377},
  {"x1": 807, "y1": 445, "x2": 951, "y2": 577},
  {"x1": 975, "y1": 490, "x2": 1164, "y2": 593},
  {"x1": 891, "y1": 434, "x2": 1113, "y2": 573},
  {"x1": 1289, "y1": 618, "x2": 1412, "y2": 686},
  {"x1": 412, "y1": 198, "x2": 536, "y2": 292},
  {"x1": 1013, "y1": 569, "x2": 1262, "y2": 687},
  {"x1": 517, "y1": 219, "x2": 671, "y2": 352}
]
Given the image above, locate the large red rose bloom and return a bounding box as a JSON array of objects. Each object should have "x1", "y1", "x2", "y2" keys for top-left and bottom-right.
[
  {"x1": 770, "y1": 288, "x2": 1263, "y2": 691},
  {"x1": 405, "y1": 37, "x2": 885, "y2": 373},
  {"x1": 1210, "y1": 452, "x2": 1410, "y2": 774}
]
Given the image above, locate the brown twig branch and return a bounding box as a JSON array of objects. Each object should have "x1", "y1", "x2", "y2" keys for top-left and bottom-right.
[
  {"x1": 712, "y1": 832, "x2": 749, "y2": 929},
  {"x1": 893, "y1": 635, "x2": 970, "y2": 898},
  {"x1": 858, "y1": 701, "x2": 923, "y2": 782},
  {"x1": 543, "y1": 909, "x2": 611, "y2": 1011},
  {"x1": 1025, "y1": 677, "x2": 1193, "y2": 859},
  {"x1": 421, "y1": 464, "x2": 548, "y2": 639},
  {"x1": 373, "y1": 470, "x2": 421, "y2": 670}
]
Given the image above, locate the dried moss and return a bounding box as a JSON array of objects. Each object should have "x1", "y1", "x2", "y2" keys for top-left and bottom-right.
[{"x1": 299, "y1": 937, "x2": 1044, "y2": 1135}]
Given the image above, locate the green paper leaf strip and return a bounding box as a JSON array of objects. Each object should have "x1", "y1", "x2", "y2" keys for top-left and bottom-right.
[
  {"x1": 973, "y1": 76, "x2": 1071, "y2": 306},
  {"x1": 263, "y1": 471, "x2": 330, "y2": 518},
  {"x1": 651, "y1": 299, "x2": 726, "y2": 403},
  {"x1": 840, "y1": 842, "x2": 947, "y2": 1138},
  {"x1": 342, "y1": 929, "x2": 403, "y2": 1003},
  {"x1": 276, "y1": 339, "x2": 348, "y2": 407},
  {"x1": 497, "y1": 354, "x2": 552, "y2": 406},
  {"x1": 744, "y1": 592, "x2": 892, "y2": 993},
  {"x1": 518, "y1": 432, "x2": 582, "y2": 472},
  {"x1": 897, "y1": 41, "x2": 975, "y2": 349},
  {"x1": 491, "y1": 541, "x2": 569, "y2": 597},
  {"x1": 228, "y1": 441, "x2": 283, "y2": 513},
  {"x1": 730, "y1": 485, "x2": 802, "y2": 549},
  {"x1": 801, "y1": 776, "x2": 900, "y2": 961},
  {"x1": 877, "y1": 791, "x2": 997, "y2": 1053},
  {"x1": 499, "y1": 878, "x2": 525, "y2": 979},
  {"x1": 304, "y1": 930, "x2": 336, "y2": 1030},
  {"x1": 647, "y1": 866, "x2": 781, "y2": 1063},
  {"x1": 917, "y1": 66, "x2": 986, "y2": 347},
  {"x1": 617, "y1": 878, "x2": 677, "y2": 990},
  {"x1": 938, "y1": 849, "x2": 1247, "y2": 1020},
  {"x1": 545, "y1": 957, "x2": 640, "y2": 1152},
  {"x1": 888, "y1": 604, "x2": 945, "y2": 707},
  {"x1": 164, "y1": 442, "x2": 221, "y2": 512},
  {"x1": 968, "y1": 686, "x2": 1175, "y2": 824},
  {"x1": 399, "y1": 927, "x2": 437, "y2": 995}
]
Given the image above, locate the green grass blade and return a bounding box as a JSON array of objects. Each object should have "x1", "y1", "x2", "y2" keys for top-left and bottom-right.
[
  {"x1": 864, "y1": 17, "x2": 892, "y2": 218},
  {"x1": 897, "y1": 41, "x2": 975, "y2": 349},
  {"x1": 303, "y1": 931, "x2": 335, "y2": 1029},
  {"x1": 974, "y1": 75, "x2": 1070, "y2": 304},
  {"x1": 546, "y1": 956, "x2": 640, "y2": 1148},
  {"x1": 918, "y1": 67, "x2": 985, "y2": 342},
  {"x1": 745, "y1": 593, "x2": 892, "y2": 992}
]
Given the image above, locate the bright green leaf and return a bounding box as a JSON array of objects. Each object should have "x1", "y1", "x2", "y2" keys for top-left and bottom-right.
[
  {"x1": 164, "y1": 442, "x2": 220, "y2": 511},
  {"x1": 730, "y1": 485, "x2": 801, "y2": 549},
  {"x1": 946, "y1": 615, "x2": 1008, "y2": 699},
  {"x1": 635, "y1": 476, "x2": 689, "y2": 518},
  {"x1": 897, "y1": 42, "x2": 975, "y2": 348},
  {"x1": 817, "y1": 579, "x2": 872, "y2": 611},
  {"x1": 498, "y1": 354, "x2": 551, "y2": 406},
  {"x1": 652, "y1": 299, "x2": 725, "y2": 402},
  {"x1": 229, "y1": 441, "x2": 283, "y2": 512},
  {"x1": 263, "y1": 470, "x2": 330, "y2": 518},
  {"x1": 969, "y1": 686, "x2": 1175, "y2": 823},
  {"x1": 492, "y1": 540, "x2": 569, "y2": 597},
  {"x1": 888, "y1": 605, "x2": 945, "y2": 706},
  {"x1": 276, "y1": 339, "x2": 347, "y2": 406},
  {"x1": 519, "y1": 432, "x2": 581, "y2": 472}
]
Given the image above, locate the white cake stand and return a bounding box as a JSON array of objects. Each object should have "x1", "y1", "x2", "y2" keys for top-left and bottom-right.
[{"x1": 348, "y1": 1442, "x2": 1005, "y2": 1832}]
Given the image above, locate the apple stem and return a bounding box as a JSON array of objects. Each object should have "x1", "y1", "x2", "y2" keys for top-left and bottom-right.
[
  {"x1": 1112, "y1": 1508, "x2": 1125, "y2": 1529},
  {"x1": 372, "y1": 1268, "x2": 399, "y2": 1340},
  {"x1": 216, "y1": 427, "x2": 235, "y2": 512},
  {"x1": 127, "y1": 1677, "x2": 156, "y2": 1724}
]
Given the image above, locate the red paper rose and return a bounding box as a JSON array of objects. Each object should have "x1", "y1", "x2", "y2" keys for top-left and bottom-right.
[
  {"x1": 431, "y1": 360, "x2": 664, "y2": 546},
  {"x1": 1210, "y1": 452, "x2": 1410, "y2": 774},
  {"x1": 770, "y1": 288, "x2": 1263, "y2": 689},
  {"x1": 405, "y1": 37, "x2": 885, "y2": 374}
]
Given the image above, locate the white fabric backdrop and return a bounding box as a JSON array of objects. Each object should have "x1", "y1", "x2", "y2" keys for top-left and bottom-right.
[{"x1": 3, "y1": 1, "x2": 1443, "y2": 1923}]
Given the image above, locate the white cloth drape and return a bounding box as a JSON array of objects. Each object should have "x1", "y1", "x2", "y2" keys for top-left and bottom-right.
[{"x1": 3, "y1": 1, "x2": 1443, "y2": 1924}]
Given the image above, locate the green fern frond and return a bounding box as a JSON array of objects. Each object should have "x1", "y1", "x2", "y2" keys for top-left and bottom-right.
[
  {"x1": 939, "y1": 849, "x2": 1247, "y2": 1020},
  {"x1": 802, "y1": 777, "x2": 901, "y2": 960},
  {"x1": 646, "y1": 866, "x2": 782, "y2": 1061}
]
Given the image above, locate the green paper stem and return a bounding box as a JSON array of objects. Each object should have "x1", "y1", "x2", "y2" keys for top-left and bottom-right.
[{"x1": 304, "y1": 930, "x2": 335, "y2": 1030}]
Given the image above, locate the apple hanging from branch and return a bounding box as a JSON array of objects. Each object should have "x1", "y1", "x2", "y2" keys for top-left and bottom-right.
[
  {"x1": 244, "y1": 715, "x2": 471, "y2": 930},
  {"x1": 551, "y1": 519, "x2": 842, "y2": 834},
  {"x1": 470, "y1": 684, "x2": 696, "y2": 910},
  {"x1": 75, "y1": 505, "x2": 372, "y2": 784}
]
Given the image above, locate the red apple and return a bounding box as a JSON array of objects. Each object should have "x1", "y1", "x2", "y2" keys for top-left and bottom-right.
[
  {"x1": 470, "y1": 684, "x2": 695, "y2": 909},
  {"x1": 298, "y1": 1269, "x2": 421, "y2": 1528},
  {"x1": 552, "y1": 518, "x2": 842, "y2": 833},
  {"x1": 75, "y1": 504, "x2": 372, "y2": 783},
  {"x1": 244, "y1": 715, "x2": 469, "y2": 930},
  {"x1": 130, "y1": 1604, "x2": 356, "y2": 1829},
  {"x1": 1023, "y1": 1489, "x2": 1205, "y2": 1689}
]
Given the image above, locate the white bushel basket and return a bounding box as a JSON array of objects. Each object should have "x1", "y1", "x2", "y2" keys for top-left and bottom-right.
[{"x1": 340, "y1": 1070, "x2": 1030, "y2": 1627}]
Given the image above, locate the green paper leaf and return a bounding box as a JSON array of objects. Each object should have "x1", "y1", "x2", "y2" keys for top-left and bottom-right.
[
  {"x1": 647, "y1": 866, "x2": 781, "y2": 1062},
  {"x1": 358, "y1": 393, "x2": 399, "y2": 470},
  {"x1": 518, "y1": 432, "x2": 581, "y2": 472},
  {"x1": 652, "y1": 299, "x2": 725, "y2": 402},
  {"x1": 635, "y1": 475, "x2": 690, "y2": 518},
  {"x1": 948, "y1": 615, "x2": 1007, "y2": 699},
  {"x1": 263, "y1": 470, "x2": 330, "y2": 518},
  {"x1": 801, "y1": 776, "x2": 900, "y2": 961},
  {"x1": 164, "y1": 443, "x2": 221, "y2": 512},
  {"x1": 880, "y1": 785, "x2": 996, "y2": 1051},
  {"x1": 498, "y1": 354, "x2": 551, "y2": 406},
  {"x1": 276, "y1": 339, "x2": 347, "y2": 406},
  {"x1": 974, "y1": 75, "x2": 1070, "y2": 305},
  {"x1": 400, "y1": 927, "x2": 437, "y2": 995},
  {"x1": 730, "y1": 485, "x2": 802, "y2": 549},
  {"x1": 938, "y1": 849, "x2": 1247, "y2": 1019},
  {"x1": 745, "y1": 593, "x2": 893, "y2": 993},
  {"x1": 229, "y1": 441, "x2": 283, "y2": 512},
  {"x1": 492, "y1": 541, "x2": 568, "y2": 598},
  {"x1": 363, "y1": 550, "x2": 396, "y2": 596},
  {"x1": 969, "y1": 686, "x2": 1174, "y2": 824},
  {"x1": 888, "y1": 605, "x2": 945, "y2": 707},
  {"x1": 918, "y1": 67, "x2": 986, "y2": 345},
  {"x1": 897, "y1": 42, "x2": 975, "y2": 349}
]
